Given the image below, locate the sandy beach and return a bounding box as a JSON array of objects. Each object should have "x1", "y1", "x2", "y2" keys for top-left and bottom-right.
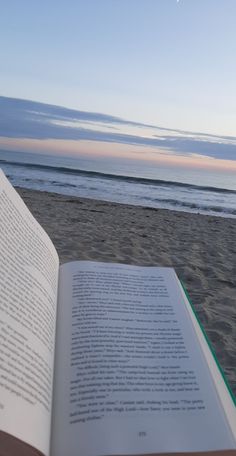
[{"x1": 18, "y1": 187, "x2": 236, "y2": 398}]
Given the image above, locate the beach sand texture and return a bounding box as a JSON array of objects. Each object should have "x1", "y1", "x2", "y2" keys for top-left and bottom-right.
[{"x1": 18, "y1": 187, "x2": 236, "y2": 398}]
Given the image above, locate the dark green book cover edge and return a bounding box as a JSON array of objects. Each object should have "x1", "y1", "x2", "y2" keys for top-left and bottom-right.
[{"x1": 180, "y1": 280, "x2": 236, "y2": 406}]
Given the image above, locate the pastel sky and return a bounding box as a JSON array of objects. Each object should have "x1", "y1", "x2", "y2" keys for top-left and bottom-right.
[{"x1": 1, "y1": 0, "x2": 236, "y2": 171}]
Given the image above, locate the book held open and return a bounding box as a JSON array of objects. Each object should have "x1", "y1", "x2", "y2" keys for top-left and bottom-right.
[{"x1": 0, "y1": 169, "x2": 235, "y2": 456}]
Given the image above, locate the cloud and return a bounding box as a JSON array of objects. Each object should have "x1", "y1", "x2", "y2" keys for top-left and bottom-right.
[{"x1": 0, "y1": 96, "x2": 236, "y2": 161}]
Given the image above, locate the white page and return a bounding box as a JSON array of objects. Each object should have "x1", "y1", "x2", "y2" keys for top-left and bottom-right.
[
  {"x1": 51, "y1": 261, "x2": 235, "y2": 456},
  {"x1": 0, "y1": 170, "x2": 59, "y2": 456}
]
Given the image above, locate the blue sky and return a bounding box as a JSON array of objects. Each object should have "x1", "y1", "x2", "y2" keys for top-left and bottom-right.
[{"x1": 0, "y1": 0, "x2": 236, "y2": 168}]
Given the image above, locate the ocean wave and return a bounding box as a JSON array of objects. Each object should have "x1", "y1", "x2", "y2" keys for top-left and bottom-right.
[
  {"x1": 150, "y1": 197, "x2": 236, "y2": 215},
  {"x1": 1, "y1": 158, "x2": 236, "y2": 195},
  {"x1": 16, "y1": 177, "x2": 236, "y2": 216}
]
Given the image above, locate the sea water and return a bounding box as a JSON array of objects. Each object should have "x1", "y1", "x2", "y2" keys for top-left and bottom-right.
[{"x1": 1, "y1": 149, "x2": 236, "y2": 218}]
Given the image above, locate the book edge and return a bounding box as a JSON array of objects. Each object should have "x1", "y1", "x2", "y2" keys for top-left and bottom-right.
[{"x1": 180, "y1": 281, "x2": 235, "y2": 406}]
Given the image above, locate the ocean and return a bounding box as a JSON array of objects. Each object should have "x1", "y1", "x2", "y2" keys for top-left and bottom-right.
[{"x1": 1, "y1": 149, "x2": 236, "y2": 218}]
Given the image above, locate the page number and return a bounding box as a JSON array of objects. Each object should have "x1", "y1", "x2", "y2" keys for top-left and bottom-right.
[{"x1": 138, "y1": 431, "x2": 147, "y2": 437}]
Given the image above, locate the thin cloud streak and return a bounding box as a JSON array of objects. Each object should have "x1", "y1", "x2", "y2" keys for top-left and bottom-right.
[{"x1": 0, "y1": 96, "x2": 236, "y2": 161}]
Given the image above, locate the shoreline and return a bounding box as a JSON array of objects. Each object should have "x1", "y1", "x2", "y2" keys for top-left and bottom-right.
[{"x1": 18, "y1": 186, "x2": 236, "y2": 397}]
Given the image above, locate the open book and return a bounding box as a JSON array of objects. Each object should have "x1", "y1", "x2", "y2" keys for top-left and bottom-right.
[{"x1": 0, "y1": 169, "x2": 235, "y2": 456}]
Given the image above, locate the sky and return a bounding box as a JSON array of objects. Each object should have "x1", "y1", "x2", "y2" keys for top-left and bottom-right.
[{"x1": 0, "y1": 0, "x2": 236, "y2": 171}]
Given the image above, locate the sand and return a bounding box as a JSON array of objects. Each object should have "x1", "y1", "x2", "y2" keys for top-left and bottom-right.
[{"x1": 18, "y1": 187, "x2": 236, "y2": 397}]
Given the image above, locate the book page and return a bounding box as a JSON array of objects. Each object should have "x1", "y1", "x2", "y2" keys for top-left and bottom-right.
[
  {"x1": 51, "y1": 261, "x2": 235, "y2": 456},
  {"x1": 0, "y1": 170, "x2": 59, "y2": 456}
]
